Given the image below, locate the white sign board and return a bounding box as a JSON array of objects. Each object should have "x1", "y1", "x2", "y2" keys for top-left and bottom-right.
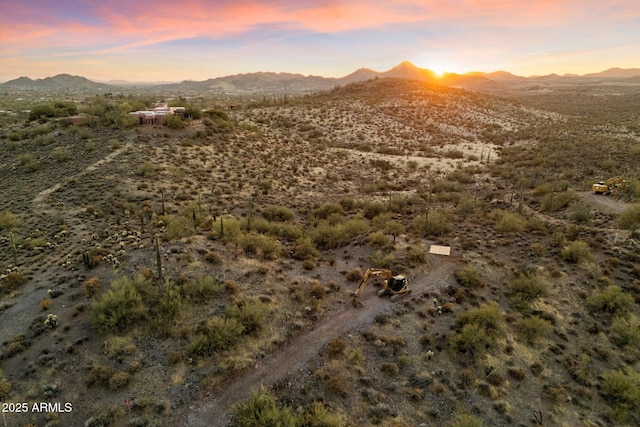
[{"x1": 429, "y1": 245, "x2": 451, "y2": 256}]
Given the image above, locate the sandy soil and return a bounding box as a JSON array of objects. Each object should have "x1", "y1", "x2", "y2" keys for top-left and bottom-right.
[{"x1": 183, "y1": 255, "x2": 460, "y2": 426}]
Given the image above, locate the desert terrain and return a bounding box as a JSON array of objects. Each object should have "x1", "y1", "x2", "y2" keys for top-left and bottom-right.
[{"x1": 1, "y1": 75, "x2": 639, "y2": 427}]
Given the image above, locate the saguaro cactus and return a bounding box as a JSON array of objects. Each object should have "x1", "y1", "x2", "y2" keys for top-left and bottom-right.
[{"x1": 155, "y1": 235, "x2": 163, "y2": 286}]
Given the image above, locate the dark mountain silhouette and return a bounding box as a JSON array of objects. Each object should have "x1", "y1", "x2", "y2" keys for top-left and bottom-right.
[
  {"x1": 2, "y1": 73, "x2": 112, "y2": 89},
  {"x1": 3, "y1": 64, "x2": 639, "y2": 93}
]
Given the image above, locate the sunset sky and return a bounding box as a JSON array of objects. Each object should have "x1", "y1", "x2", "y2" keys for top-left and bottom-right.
[{"x1": 0, "y1": 0, "x2": 638, "y2": 82}]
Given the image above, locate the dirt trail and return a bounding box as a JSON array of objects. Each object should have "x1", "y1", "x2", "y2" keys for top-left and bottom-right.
[
  {"x1": 579, "y1": 191, "x2": 627, "y2": 215},
  {"x1": 184, "y1": 257, "x2": 459, "y2": 427}
]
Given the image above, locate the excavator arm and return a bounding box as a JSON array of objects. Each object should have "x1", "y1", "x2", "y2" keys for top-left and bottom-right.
[{"x1": 352, "y1": 268, "x2": 392, "y2": 306}]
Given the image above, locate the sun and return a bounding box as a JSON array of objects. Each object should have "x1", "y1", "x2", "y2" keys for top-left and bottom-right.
[{"x1": 414, "y1": 56, "x2": 459, "y2": 77}]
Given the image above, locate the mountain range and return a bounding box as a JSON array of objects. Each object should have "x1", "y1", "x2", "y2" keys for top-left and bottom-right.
[{"x1": 2, "y1": 62, "x2": 639, "y2": 93}]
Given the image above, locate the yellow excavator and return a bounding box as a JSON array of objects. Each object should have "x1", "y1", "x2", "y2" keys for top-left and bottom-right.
[
  {"x1": 592, "y1": 176, "x2": 626, "y2": 195},
  {"x1": 352, "y1": 268, "x2": 411, "y2": 307}
]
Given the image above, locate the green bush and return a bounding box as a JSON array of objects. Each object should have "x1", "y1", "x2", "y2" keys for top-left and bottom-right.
[
  {"x1": 312, "y1": 218, "x2": 368, "y2": 249},
  {"x1": 515, "y1": 316, "x2": 553, "y2": 345},
  {"x1": 601, "y1": 368, "x2": 640, "y2": 424},
  {"x1": 0, "y1": 369, "x2": 11, "y2": 399},
  {"x1": 165, "y1": 114, "x2": 185, "y2": 129},
  {"x1": 493, "y1": 210, "x2": 528, "y2": 233},
  {"x1": 541, "y1": 190, "x2": 576, "y2": 212},
  {"x1": 237, "y1": 232, "x2": 281, "y2": 259},
  {"x1": 508, "y1": 273, "x2": 548, "y2": 309},
  {"x1": 180, "y1": 275, "x2": 223, "y2": 302},
  {"x1": 188, "y1": 317, "x2": 244, "y2": 359},
  {"x1": 312, "y1": 202, "x2": 343, "y2": 220},
  {"x1": 455, "y1": 264, "x2": 484, "y2": 289},
  {"x1": 51, "y1": 147, "x2": 72, "y2": 162},
  {"x1": 450, "y1": 412, "x2": 485, "y2": 427},
  {"x1": 225, "y1": 299, "x2": 268, "y2": 336},
  {"x1": 1, "y1": 272, "x2": 28, "y2": 295},
  {"x1": 0, "y1": 211, "x2": 19, "y2": 230},
  {"x1": 610, "y1": 317, "x2": 640, "y2": 349},
  {"x1": 252, "y1": 218, "x2": 303, "y2": 240},
  {"x1": 136, "y1": 160, "x2": 156, "y2": 177},
  {"x1": 587, "y1": 285, "x2": 633, "y2": 316},
  {"x1": 161, "y1": 214, "x2": 193, "y2": 241},
  {"x1": 616, "y1": 205, "x2": 640, "y2": 234},
  {"x1": 91, "y1": 277, "x2": 147, "y2": 333},
  {"x1": 368, "y1": 250, "x2": 394, "y2": 268},
  {"x1": 17, "y1": 153, "x2": 41, "y2": 172},
  {"x1": 261, "y1": 205, "x2": 295, "y2": 222},
  {"x1": 291, "y1": 236, "x2": 320, "y2": 260},
  {"x1": 368, "y1": 230, "x2": 390, "y2": 248},
  {"x1": 414, "y1": 209, "x2": 453, "y2": 237},
  {"x1": 450, "y1": 303, "x2": 505, "y2": 359},
  {"x1": 91, "y1": 274, "x2": 181, "y2": 334},
  {"x1": 406, "y1": 245, "x2": 428, "y2": 268},
  {"x1": 232, "y1": 388, "x2": 297, "y2": 427},
  {"x1": 561, "y1": 240, "x2": 594, "y2": 264}
]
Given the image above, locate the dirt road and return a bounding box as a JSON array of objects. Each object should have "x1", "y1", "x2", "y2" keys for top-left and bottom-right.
[{"x1": 184, "y1": 257, "x2": 459, "y2": 427}]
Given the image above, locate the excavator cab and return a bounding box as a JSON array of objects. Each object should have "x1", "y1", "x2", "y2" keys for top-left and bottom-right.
[
  {"x1": 388, "y1": 275, "x2": 408, "y2": 292},
  {"x1": 352, "y1": 268, "x2": 411, "y2": 307}
]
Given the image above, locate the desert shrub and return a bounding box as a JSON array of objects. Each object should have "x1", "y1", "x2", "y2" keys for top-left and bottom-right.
[
  {"x1": 610, "y1": 317, "x2": 640, "y2": 349},
  {"x1": 587, "y1": 285, "x2": 634, "y2": 317},
  {"x1": 568, "y1": 202, "x2": 592, "y2": 224},
  {"x1": 363, "y1": 201, "x2": 388, "y2": 219},
  {"x1": 86, "y1": 365, "x2": 116, "y2": 387},
  {"x1": 91, "y1": 277, "x2": 147, "y2": 333},
  {"x1": 368, "y1": 250, "x2": 394, "y2": 268},
  {"x1": 450, "y1": 303, "x2": 505, "y2": 359},
  {"x1": 515, "y1": 316, "x2": 553, "y2": 345},
  {"x1": 450, "y1": 323, "x2": 494, "y2": 360},
  {"x1": 252, "y1": 218, "x2": 303, "y2": 240},
  {"x1": 345, "y1": 268, "x2": 363, "y2": 282},
  {"x1": 237, "y1": 233, "x2": 281, "y2": 259},
  {"x1": 541, "y1": 190, "x2": 577, "y2": 212},
  {"x1": 406, "y1": 245, "x2": 428, "y2": 268},
  {"x1": 0, "y1": 370, "x2": 10, "y2": 399},
  {"x1": 451, "y1": 412, "x2": 484, "y2": 427},
  {"x1": 160, "y1": 214, "x2": 193, "y2": 241},
  {"x1": 180, "y1": 275, "x2": 222, "y2": 302},
  {"x1": 326, "y1": 337, "x2": 348, "y2": 358},
  {"x1": 17, "y1": 153, "x2": 41, "y2": 172},
  {"x1": 561, "y1": 240, "x2": 595, "y2": 263},
  {"x1": 455, "y1": 264, "x2": 484, "y2": 289},
  {"x1": 601, "y1": 368, "x2": 640, "y2": 424},
  {"x1": 232, "y1": 388, "x2": 297, "y2": 427},
  {"x1": 508, "y1": 274, "x2": 548, "y2": 310},
  {"x1": 225, "y1": 299, "x2": 268, "y2": 335},
  {"x1": 109, "y1": 372, "x2": 131, "y2": 390},
  {"x1": 261, "y1": 205, "x2": 295, "y2": 222},
  {"x1": 1, "y1": 271, "x2": 28, "y2": 294},
  {"x1": 39, "y1": 298, "x2": 52, "y2": 311},
  {"x1": 83, "y1": 277, "x2": 101, "y2": 298},
  {"x1": 187, "y1": 317, "x2": 244, "y2": 359},
  {"x1": 368, "y1": 230, "x2": 390, "y2": 248},
  {"x1": 108, "y1": 139, "x2": 122, "y2": 150},
  {"x1": 292, "y1": 236, "x2": 320, "y2": 260},
  {"x1": 51, "y1": 147, "x2": 72, "y2": 162},
  {"x1": 492, "y1": 210, "x2": 528, "y2": 233},
  {"x1": 443, "y1": 149, "x2": 464, "y2": 159},
  {"x1": 136, "y1": 161, "x2": 156, "y2": 177},
  {"x1": 0, "y1": 211, "x2": 19, "y2": 230},
  {"x1": 104, "y1": 336, "x2": 136, "y2": 360},
  {"x1": 414, "y1": 209, "x2": 453, "y2": 237},
  {"x1": 312, "y1": 218, "x2": 368, "y2": 249},
  {"x1": 312, "y1": 202, "x2": 343, "y2": 220},
  {"x1": 204, "y1": 250, "x2": 222, "y2": 265},
  {"x1": 616, "y1": 205, "x2": 640, "y2": 234},
  {"x1": 165, "y1": 114, "x2": 185, "y2": 129}
]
